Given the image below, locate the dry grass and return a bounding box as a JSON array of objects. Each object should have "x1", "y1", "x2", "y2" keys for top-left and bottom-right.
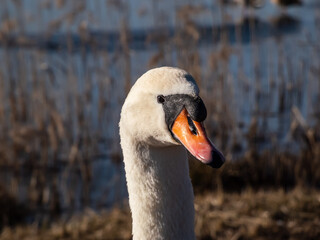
[
  {"x1": 194, "y1": 189, "x2": 320, "y2": 240},
  {"x1": 1, "y1": 189, "x2": 319, "y2": 240}
]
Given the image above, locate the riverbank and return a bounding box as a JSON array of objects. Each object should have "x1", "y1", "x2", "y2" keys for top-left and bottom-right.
[{"x1": 1, "y1": 188, "x2": 319, "y2": 240}]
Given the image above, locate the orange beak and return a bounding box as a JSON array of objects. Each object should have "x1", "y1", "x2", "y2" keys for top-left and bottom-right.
[{"x1": 171, "y1": 109, "x2": 225, "y2": 168}]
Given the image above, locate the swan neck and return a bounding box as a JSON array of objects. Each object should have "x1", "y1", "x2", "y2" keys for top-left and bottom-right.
[{"x1": 122, "y1": 141, "x2": 195, "y2": 240}]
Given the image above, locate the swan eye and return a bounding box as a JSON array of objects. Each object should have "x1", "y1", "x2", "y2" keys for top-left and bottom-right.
[{"x1": 157, "y1": 95, "x2": 165, "y2": 104}]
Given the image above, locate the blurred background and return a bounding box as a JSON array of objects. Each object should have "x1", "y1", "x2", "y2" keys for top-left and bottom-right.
[{"x1": 0, "y1": 0, "x2": 320, "y2": 239}]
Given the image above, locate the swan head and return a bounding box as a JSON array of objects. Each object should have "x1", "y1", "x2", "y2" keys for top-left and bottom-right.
[{"x1": 120, "y1": 66, "x2": 225, "y2": 168}]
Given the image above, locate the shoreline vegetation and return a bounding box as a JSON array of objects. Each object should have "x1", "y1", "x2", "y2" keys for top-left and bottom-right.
[
  {"x1": 0, "y1": 0, "x2": 320, "y2": 239},
  {"x1": 1, "y1": 189, "x2": 319, "y2": 240}
]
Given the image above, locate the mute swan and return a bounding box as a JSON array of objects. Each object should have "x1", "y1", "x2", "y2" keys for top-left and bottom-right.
[{"x1": 119, "y1": 67, "x2": 225, "y2": 240}]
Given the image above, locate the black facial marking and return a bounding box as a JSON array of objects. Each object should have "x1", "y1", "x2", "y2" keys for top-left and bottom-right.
[{"x1": 160, "y1": 94, "x2": 207, "y2": 131}]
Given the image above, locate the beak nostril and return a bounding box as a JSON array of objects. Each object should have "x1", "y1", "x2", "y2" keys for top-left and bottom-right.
[{"x1": 187, "y1": 115, "x2": 198, "y2": 135}]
